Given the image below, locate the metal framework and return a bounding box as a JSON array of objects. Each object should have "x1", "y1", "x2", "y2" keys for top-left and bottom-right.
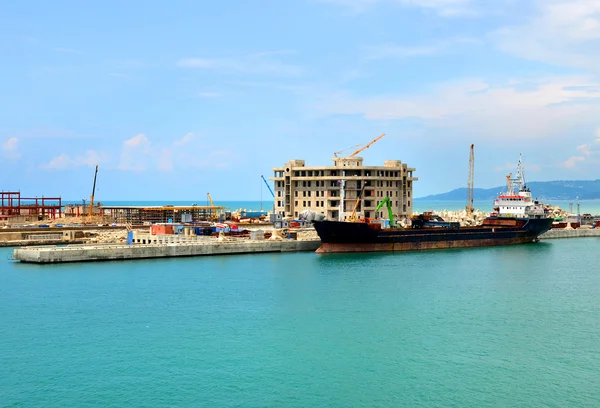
[
  {"x1": 0, "y1": 191, "x2": 62, "y2": 221},
  {"x1": 99, "y1": 205, "x2": 226, "y2": 225},
  {"x1": 466, "y1": 144, "x2": 475, "y2": 215}
]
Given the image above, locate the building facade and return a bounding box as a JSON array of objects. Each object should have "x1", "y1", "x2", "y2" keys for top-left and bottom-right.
[{"x1": 271, "y1": 157, "x2": 417, "y2": 221}]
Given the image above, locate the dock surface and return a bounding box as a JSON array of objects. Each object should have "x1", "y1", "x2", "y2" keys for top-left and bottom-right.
[{"x1": 13, "y1": 239, "x2": 321, "y2": 263}]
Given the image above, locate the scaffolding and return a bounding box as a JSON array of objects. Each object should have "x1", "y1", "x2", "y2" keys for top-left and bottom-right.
[
  {"x1": 0, "y1": 191, "x2": 62, "y2": 221},
  {"x1": 100, "y1": 205, "x2": 226, "y2": 225}
]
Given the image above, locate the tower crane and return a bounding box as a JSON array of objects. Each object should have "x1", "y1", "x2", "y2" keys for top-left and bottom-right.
[
  {"x1": 333, "y1": 144, "x2": 362, "y2": 158},
  {"x1": 89, "y1": 164, "x2": 99, "y2": 217},
  {"x1": 346, "y1": 133, "x2": 385, "y2": 159},
  {"x1": 466, "y1": 144, "x2": 474, "y2": 215}
]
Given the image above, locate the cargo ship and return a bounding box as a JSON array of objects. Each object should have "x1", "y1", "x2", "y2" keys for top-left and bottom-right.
[{"x1": 313, "y1": 157, "x2": 553, "y2": 253}]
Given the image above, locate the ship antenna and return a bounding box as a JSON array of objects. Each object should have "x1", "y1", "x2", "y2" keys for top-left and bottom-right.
[{"x1": 519, "y1": 153, "x2": 526, "y2": 190}]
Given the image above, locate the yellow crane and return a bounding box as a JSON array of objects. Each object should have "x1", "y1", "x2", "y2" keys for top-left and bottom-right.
[
  {"x1": 348, "y1": 182, "x2": 368, "y2": 222},
  {"x1": 346, "y1": 133, "x2": 385, "y2": 159},
  {"x1": 207, "y1": 192, "x2": 219, "y2": 220},
  {"x1": 89, "y1": 164, "x2": 99, "y2": 217},
  {"x1": 333, "y1": 143, "x2": 362, "y2": 158},
  {"x1": 466, "y1": 144, "x2": 474, "y2": 215}
]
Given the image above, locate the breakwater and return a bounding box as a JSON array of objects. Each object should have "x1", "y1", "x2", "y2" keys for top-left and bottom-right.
[
  {"x1": 13, "y1": 239, "x2": 321, "y2": 263},
  {"x1": 539, "y1": 228, "x2": 600, "y2": 239}
]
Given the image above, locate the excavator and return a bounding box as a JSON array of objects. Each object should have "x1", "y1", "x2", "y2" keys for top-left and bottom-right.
[{"x1": 375, "y1": 196, "x2": 395, "y2": 228}]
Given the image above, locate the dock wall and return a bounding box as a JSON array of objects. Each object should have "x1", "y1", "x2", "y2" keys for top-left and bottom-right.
[
  {"x1": 539, "y1": 228, "x2": 600, "y2": 239},
  {"x1": 13, "y1": 239, "x2": 321, "y2": 264}
]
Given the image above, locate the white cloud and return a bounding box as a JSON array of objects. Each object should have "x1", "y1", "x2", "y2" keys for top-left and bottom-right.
[
  {"x1": 177, "y1": 51, "x2": 304, "y2": 77},
  {"x1": 596, "y1": 127, "x2": 600, "y2": 142},
  {"x1": 76, "y1": 150, "x2": 106, "y2": 167},
  {"x1": 557, "y1": 128, "x2": 600, "y2": 168},
  {"x1": 157, "y1": 148, "x2": 173, "y2": 171},
  {"x1": 577, "y1": 144, "x2": 592, "y2": 156},
  {"x1": 174, "y1": 132, "x2": 195, "y2": 146},
  {"x1": 1, "y1": 137, "x2": 21, "y2": 159},
  {"x1": 494, "y1": 0, "x2": 600, "y2": 70},
  {"x1": 53, "y1": 47, "x2": 81, "y2": 54},
  {"x1": 123, "y1": 133, "x2": 149, "y2": 149},
  {"x1": 196, "y1": 92, "x2": 220, "y2": 98},
  {"x1": 313, "y1": 76, "x2": 600, "y2": 137},
  {"x1": 560, "y1": 156, "x2": 586, "y2": 168},
  {"x1": 40, "y1": 150, "x2": 106, "y2": 170},
  {"x1": 495, "y1": 161, "x2": 541, "y2": 173},
  {"x1": 118, "y1": 133, "x2": 151, "y2": 171},
  {"x1": 318, "y1": 0, "x2": 477, "y2": 16},
  {"x1": 363, "y1": 36, "x2": 481, "y2": 59},
  {"x1": 40, "y1": 154, "x2": 75, "y2": 170}
]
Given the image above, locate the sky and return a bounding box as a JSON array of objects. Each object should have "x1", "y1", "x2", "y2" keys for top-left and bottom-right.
[{"x1": 1, "y1": 0, "x2": 600, "y2": 201}]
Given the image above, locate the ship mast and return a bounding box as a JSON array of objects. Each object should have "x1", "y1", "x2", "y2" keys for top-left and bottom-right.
[
  {"x1": 466, "y1": 144, "x2": 475, "y2": 215},
  {"x1": 517, "y1": 153, "x2": 526, "y2": 191}
]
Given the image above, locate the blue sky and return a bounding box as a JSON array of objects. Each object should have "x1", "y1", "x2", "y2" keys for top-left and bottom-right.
[{"x1": 1, "y1": 0, "x2": 600, "y2": 201}]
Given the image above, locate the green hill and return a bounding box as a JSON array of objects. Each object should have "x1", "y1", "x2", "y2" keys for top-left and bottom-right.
[{"x1": 419, "y1": 180, "x2": 600, "y2": 201}]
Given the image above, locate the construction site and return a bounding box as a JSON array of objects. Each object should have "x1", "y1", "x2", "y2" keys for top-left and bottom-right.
[
  {"x1": 0, "y1": 191, "x2": 63, "y2": 223},
  {"x1": 271, "y1": 134, "x2": 418, "y2": 222}
]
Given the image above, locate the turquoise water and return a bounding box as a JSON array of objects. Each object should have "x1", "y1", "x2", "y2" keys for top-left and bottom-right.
[{"x1": 2, "y1": 239, "x2": 600, "y2": 407}]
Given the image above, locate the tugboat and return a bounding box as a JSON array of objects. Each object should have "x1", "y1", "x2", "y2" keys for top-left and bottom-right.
[{"x1": 313, "y1": 156, "x2": 553, "y2": 253}]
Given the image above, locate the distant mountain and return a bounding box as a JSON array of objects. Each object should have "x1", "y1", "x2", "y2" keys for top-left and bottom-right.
[{"x1": 419, "y1": 180, "x2": 600, "y2": 201}]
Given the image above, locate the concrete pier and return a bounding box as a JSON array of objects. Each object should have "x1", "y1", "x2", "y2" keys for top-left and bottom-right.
[
  {"x1": 539, "y1": 228, "x2": 600, "y2": 239},
  {"x1": 12, "y1": 239, "x2": 321, "y2": 264}
]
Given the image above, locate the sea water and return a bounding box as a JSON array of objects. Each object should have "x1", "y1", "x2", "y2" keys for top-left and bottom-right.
[{"x1": 1, "y1": 238, "x2": 600, "y2": 407}]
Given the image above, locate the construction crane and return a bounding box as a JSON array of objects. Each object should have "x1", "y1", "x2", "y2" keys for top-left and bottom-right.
[
  {"x1": 333, "y1": 143, "x2": 362, "y2": 158},
  {"x1": 89, "y1": 164, "x2": 98, "y2": 217},
  {"x1": 348, "y1": 182, "x2": 368, "y2": 222},
  {"x1": 207, "y1": 192, "x2": 219, "y2": 220},
  {"x1": 346, "y1": 133, "x2": 385, "y2": 159},
  {"x1": 466, "y1": 144, "x2": 474, "y2": 215},
  {"x1": 260, "y1": 175, "x2": 275, "y2": 198}
]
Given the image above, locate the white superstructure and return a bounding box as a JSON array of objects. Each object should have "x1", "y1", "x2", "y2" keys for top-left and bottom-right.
[{"x1": 493, "y1": 156, "x2": 546, "y2": 219}]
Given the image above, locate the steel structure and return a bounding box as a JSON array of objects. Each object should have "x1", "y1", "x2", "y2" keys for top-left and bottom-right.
[
  {"x1": 100, "y1": 205, "x2": 226, "y2": 225},
  {"x1": 466, "y1": 144, "x2": 475, "y2": 215},
  {"x1": 0, "y1": 191, "x2": 62, "y2": 221}
]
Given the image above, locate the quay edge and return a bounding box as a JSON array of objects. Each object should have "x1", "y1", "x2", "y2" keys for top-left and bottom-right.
[
  {"x1": 12, "y1": 240, "x2": 321, "y2": 264},
  {"x1": 538, "y1": 228, "x2": 600, "y2": 239}
]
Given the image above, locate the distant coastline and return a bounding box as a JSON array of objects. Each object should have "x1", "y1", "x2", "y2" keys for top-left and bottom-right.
[{"x1": 417, "y1": 179, "x2": 600, "y2": 201}]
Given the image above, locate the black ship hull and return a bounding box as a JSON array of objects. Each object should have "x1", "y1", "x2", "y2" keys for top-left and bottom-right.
[{"x1": 313, "y1": 217, "x2": 553, "y2": 253}]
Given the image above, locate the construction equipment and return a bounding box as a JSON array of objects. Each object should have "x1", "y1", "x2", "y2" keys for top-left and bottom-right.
[
  {"x1": 89, "y1": 164, "x2": 98, "y2": 217},
  {"x1": 334, "y1": 143, "x2": 362, "y2": 158},
  {"x1": 346, "y1": 133, "x2": 385, "y2": 159},
  {"x1": 348, "y1": 182, "x2": 368, "y2": 222},
  {"x1": 466, "y1": 144, "x2": 474, "y2": 215},
  {"x1": 375, "y1": 196, "x2": 395, "y2": 227},
  {"x1": 207, "y1": 193, "x2": 219, "y2": 220},
  {"x1": 261, "y1": 175, "x2": 275, "y2": 198}
]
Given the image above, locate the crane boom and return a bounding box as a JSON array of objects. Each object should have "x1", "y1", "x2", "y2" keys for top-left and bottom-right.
[
  {"x1": 334, "y1": 143, "x2": 362, "y2": 158},
  {"x1": 348, "y1": 133, "x2": 385, "y2": 159},
  {"x1": 466, "y1": 144, "x2": 474, "y2": 215},
  {"x1": 89, "y1": 164, "x2": 98, "y2": 217},
  {"x1": 375, "y1": 196, "x2": 395, "y2": 227},
  {"x1": 348, "y1": 181, "x2": 368, "y2": 222},
  {"x1": 261, "y1": 175, "x2": 275, "y2": 198}
]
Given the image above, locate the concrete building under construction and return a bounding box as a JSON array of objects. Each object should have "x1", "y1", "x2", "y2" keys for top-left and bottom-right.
[{"x1": 271, "y1": 157, "x2": 417, "y2": 221}]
